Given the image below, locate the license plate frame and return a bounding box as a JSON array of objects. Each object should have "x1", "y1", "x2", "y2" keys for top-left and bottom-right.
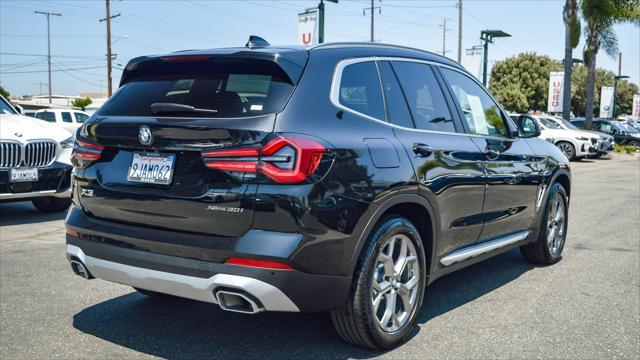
[
  {"x1": 10, "y1": 167, "x2": 39, "y2": 182},
  {"x1": 127, "y1": 152, "x2": 175, "y2": 185}
]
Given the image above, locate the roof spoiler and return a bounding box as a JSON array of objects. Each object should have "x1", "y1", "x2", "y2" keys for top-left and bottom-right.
[{"x1": 245, "y1": 35, "x2": 270, "y2": 49}]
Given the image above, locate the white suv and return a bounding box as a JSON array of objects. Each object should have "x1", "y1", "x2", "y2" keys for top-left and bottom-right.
[
  {"x1": 1, "y1": 96, "x2": 74, "y2": 212},
  {"x1": 34, "y1": 108, "x2": 90, "y2": 132},
  {"x1": 511, "y1": 114, "x2": 599, "y2": 160}
]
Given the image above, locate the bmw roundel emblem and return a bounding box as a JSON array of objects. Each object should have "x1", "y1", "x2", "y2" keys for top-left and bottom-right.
[{"x1": 139, "y1": 126, "x2": 153, "y2": 146}]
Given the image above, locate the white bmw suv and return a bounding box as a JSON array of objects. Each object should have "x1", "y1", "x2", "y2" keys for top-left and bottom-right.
[
  {"x1": 511, "y1": 114, "x2": 599, "y2": 160},
  {"x1": 0, "y1": 95, "x2": 75, "y2": 212}
]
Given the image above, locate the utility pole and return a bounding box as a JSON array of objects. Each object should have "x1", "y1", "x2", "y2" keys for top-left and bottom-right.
[
  {"x1": 611, "y1": 52, "x2": 628, "y2": 119},
  {"x1": 480, "y1": 30, "x2": 511, "y2": 86},
  {"x1": 34, "y1": 10, "x2": 61, "y2": 104},
  {"x1": 100, "y1": 0, "x2": 120, "y2": 97},
  {"x1": 317, "y1": 0, "x2": 338, "y2": 44},
  {"x1": 440, "y1": 18, "x2": 451, "y2": 57},
  {"x1": 363, "y1": 0, "x2": 380, "y2": 42},
  {"x1": 457, "y1": 0, "x2": 463, "y2": 63}
]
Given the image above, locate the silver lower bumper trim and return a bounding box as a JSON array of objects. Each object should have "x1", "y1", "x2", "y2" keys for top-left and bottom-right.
[
  {"x1": 0, "y1": 187, "x2": 71, "y2": 200},
  {"x1": 440, "y1": 230, "x2": 530, "y2": 266},
  {"x1": 66, "y1": 245, "x2": 300, "y2": 312}
]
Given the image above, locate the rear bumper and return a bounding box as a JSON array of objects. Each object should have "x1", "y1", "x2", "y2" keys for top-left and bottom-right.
[
  {"x1": 65, "y1": 208, "x2": 352, "y2": 312},
  {"x1": 66, "y1": 244, "x2": 300, "y2": 312}
]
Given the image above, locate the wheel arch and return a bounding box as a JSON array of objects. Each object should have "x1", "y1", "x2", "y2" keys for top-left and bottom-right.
[{"x1": 347, "y1": 194, "x2": 437, "y2": 279}]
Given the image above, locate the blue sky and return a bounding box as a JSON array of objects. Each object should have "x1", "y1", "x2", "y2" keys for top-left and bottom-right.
[{"x1": 1, "y1": 0, "x2": 639, "y2": 96}]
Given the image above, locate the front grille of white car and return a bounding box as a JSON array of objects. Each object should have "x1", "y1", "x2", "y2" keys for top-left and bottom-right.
[
  {"x1": 25, "y1": 141, "x2": 57, "y2": 167},
  {"x1": 0, "y1": 142, "x2": 21, "y2": 168},
  {"x1": 0, "y1": 140, "x2": 57, "y2": 168}
]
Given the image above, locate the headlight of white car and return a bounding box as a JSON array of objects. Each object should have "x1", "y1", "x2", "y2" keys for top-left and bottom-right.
[
  {"x1": 60, "y1": 135, "x2": 75, "y2": 149},
  {"x1": 575, "y1": 136, "x2": 589, "y2": 141}
]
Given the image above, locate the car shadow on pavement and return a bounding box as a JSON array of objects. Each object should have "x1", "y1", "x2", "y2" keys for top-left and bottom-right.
[
  {"x1": 0, "y1": 202, "x2": 67, "y2": 226},
  {"x1": 72, "y1": 249, "x2": 533, "y2": 359}
]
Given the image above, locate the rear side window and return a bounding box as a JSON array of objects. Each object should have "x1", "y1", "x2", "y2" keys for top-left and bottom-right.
[
  {"x1": 35, "y1": 112, "x2": 56, "y2": 122},
  {"x1": 391, "y1": 62, "x2": 455, "y2": 132},
  {"x1": 338, "y1": 61, "x2": 385, "y2": 120},
  {"x1": 74, "y1": 112, "x2": 90, "y2": 123},
  {"x1": 61, "y1": 112, "x2": 73, "y2": 123},
  {"x1": 99, "y1": 58, "x2": 297, "y2": 118},
  {"x1": 378, "y1": 61, "x2": 413, "y2": 128}
]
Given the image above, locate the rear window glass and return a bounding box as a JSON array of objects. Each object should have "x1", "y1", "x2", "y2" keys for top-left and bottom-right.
[
  {"x1": 35, "y1": 112, "x2": 56, "y2": 122},
  {"x1": 99, "y1": 58, "x2": 297, "y2": 118}
]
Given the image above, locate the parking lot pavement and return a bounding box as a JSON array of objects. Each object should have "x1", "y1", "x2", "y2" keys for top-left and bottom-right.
[{"x1": 0, "y1": 153, "x2": 638, "y2": 359}]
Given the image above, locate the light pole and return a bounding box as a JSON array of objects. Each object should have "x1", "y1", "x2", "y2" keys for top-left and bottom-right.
[
  {"x1": 480, "y1": 30, "x2": 511, "y2": 86},
  {"x1": 612, "y1": 75, "x2": 629, "y2": 119},
  {"x1": 318, "y1": 0, "x2": 338, "y2": 44}
]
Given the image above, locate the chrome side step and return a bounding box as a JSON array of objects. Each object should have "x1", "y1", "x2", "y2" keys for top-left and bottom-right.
[{"x1": 440, "y1": 230, "x2": 530, "y2": 266}]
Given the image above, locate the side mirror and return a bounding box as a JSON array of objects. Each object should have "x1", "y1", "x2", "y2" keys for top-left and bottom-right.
[
  {"x1": 516, "y1": 116, "x2": 541, "y2": 138},
  {"x1": 14, "y1": 104, "x2": 23, "y2": 114}
]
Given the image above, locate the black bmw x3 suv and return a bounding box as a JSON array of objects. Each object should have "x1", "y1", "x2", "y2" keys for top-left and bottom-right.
[{"x1": 66, "y1": 38, "x2": 571, "y2": 349}]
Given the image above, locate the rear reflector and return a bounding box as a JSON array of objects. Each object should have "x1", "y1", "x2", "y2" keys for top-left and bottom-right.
[
  {"x1": 66, "y1": 228, "x2": 79, "y2": 237},
  {"x1": 225, "y1": 258, "x2": 295, "y2": 270}
]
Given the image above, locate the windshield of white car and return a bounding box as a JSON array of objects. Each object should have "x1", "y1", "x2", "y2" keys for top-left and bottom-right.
[
  {"x1": 560, "y1": 119, "x2": 580, "y2": 130},
  {"x1": 0, "y1": 97, "x2": 17, "y2": 115},
  {"x1": 538, "y1": 117, "x2": 562, "y2": 129}
]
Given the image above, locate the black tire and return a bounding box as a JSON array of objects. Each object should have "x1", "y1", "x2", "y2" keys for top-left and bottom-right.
[
  {"x1": 31, "y1": 197, "x2": 72, "y2": 213},
  {"x1": 556, "y1": 141, "x2": 576, "y2": 161},
  {"x1": 521, "y1": 183, "x2": 568, "y2": 265},
  {"x1": 330, "y1": 216, "x2": 426, "y2": 350}
]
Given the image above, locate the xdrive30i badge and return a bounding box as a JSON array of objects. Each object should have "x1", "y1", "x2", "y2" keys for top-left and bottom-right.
[{"x1": 139, "y1": 126, "x2": 153, "y2": 146}]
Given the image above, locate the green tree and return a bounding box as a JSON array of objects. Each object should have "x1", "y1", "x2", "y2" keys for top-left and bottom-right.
[
  {"x1": 491, "y1": 83, "x2": 529, "y2": 112},
  {"x1": 489, "y1": 53, "x2": 562, "y2": 111},
  {"x1": 0, "y1": 85, "x2": 10, "y2": 99},
  {"x1": 562, "y1": 0, "x2": 581, "y2": 120},
  {"x1": 581, "y1": 0, "x2": 640, "y2": 128},
  {"x1": 71, "y1": 97, "x2": 92, "y2": 111},
  {"x1": 614, "y1": 79, "x2": 639, "y2": 116}
]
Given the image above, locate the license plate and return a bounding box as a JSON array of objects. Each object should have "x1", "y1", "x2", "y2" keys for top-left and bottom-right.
[
  {"x1": 10, "y1": 168, "x2": 38, "y2": 182},
  {"x1": 127, "y1": 153, "x2": 175, "y2": 185}
]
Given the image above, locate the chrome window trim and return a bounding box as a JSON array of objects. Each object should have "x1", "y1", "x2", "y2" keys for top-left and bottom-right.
[{"x1": 329, "y1": 56, "x2": 516, "y2": 141}]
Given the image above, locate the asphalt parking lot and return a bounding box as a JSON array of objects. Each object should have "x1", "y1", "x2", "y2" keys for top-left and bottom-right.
[{"x1": 1, "y1": 153, "x2": 638, "y2": 359}]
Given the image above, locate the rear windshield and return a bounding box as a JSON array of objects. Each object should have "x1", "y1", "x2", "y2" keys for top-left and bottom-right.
[{"x1": 99, "y1": 58, "x2": 297, "y2": 118}]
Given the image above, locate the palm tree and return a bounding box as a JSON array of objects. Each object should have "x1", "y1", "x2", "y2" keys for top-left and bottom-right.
[
  {"x1": 562, "y1": 0, "x2": 580, "y2": 121},
  {"x1": 581, "y1": 0, "x2": 640, "y2": 129}
]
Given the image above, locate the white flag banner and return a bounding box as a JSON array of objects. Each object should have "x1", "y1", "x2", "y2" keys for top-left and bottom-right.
[
  {"x1": 599, "y1": 86, "x2": 615, "y2": 118},
  {"x1": 547, "y1": 71, "x2": 564, "y2": 113},
  {"x1": 297, "y1": 10, "x2": 318, "y2": 46},
  {"x1": 632, "y1": 94, "x2": 640, "y2": 119}
]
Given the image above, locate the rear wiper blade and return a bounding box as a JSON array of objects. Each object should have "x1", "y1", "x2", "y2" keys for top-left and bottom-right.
[{"x1": 150, "y1": 102, "x2": 218, "y2": 115}]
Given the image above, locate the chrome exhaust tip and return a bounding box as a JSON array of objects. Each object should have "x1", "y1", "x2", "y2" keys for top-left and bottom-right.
[
  {"x1": 70, "y1": 259, "x2": 93, "y2": 279},
  {"x1": 215, "y1": 289, "x2": 264, "y2": 314}
]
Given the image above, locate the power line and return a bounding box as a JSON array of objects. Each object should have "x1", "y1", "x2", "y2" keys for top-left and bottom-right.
[
  {"x1": 2, "y1": 66, "x2": 105, "y2": 74},
  {"x1": 0, "y1": 52, "x2": 103, "y2": 59}
]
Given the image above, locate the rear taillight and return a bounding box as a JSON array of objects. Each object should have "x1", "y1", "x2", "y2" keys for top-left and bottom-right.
[
  {"x1": 71, "y1": 138, "x2": 104, "y2": 168},
  {"x1": 202, "y1": 134, "x2": 332, "y2": 184}
]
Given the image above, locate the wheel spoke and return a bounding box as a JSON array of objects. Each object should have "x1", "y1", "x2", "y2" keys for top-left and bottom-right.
[
  {"x1": 397, "y1": 283, "x2": 413, "y2": 310},
  {"x1": 378, "y1": 253, "x2": 395, "y2": 277},
  {"x1": 393, "y1": 237, "x2": 409, "y2": 274},
  {"x1": 372, "y1": 279, "x2": 392, "y2": 293},
  {"x1": 380, "y1": 292, "x2": 395, "y2": 327}
]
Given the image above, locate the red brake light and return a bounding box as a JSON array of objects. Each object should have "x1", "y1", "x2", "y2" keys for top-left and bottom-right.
[
  {"x1": 201, "y1": 134, "x2": 329, "y2": 184},
  {"x1": 225, "y1": 257, "x2": 295, "y2": 270},
  {"x1": 161, "y1": 55, "x2": 210, "y2": 62},
  {"x1": 71, "y1": 138, "x2": 105, "y2": 166}
]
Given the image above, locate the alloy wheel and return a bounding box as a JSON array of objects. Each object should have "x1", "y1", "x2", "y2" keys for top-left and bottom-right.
[
  {"x1": 371, "y1": 234, "x2": 420, "y2": 333},
  {"x1": 546, "y1": 192, "x2": 566, "y2": 255},
  {"x1": 558, "y1": 143, "x2": 574, "y2": 159}
]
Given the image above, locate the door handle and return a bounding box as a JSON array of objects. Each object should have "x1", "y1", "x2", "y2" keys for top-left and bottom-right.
[
  {"x1": 484, "y1": 148, "x2": 500, "y2": 160},
  {"x1": 412, "y1": 143, "x2": 433, "y2": 157}
]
